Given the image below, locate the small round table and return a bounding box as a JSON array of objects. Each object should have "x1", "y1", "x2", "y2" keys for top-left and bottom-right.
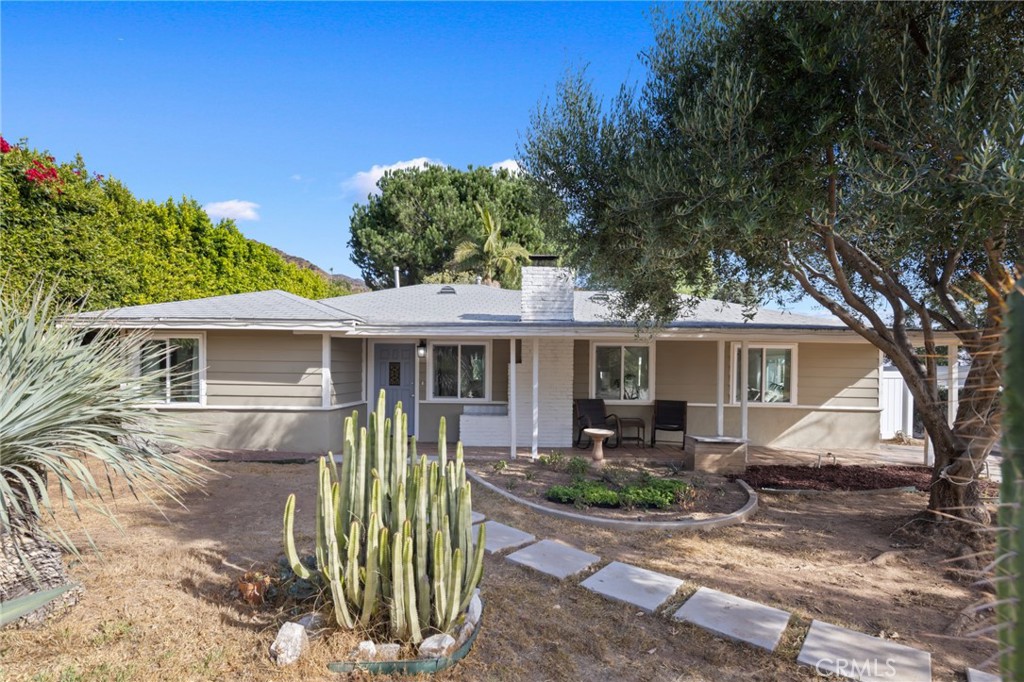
[{"x1": 583, "y1": 428, "x2": 615, "y2": 467}]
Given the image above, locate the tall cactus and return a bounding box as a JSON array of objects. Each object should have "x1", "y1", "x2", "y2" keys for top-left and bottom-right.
[
  {"x1": 283, "y1": 390, "x2": 486, "y2": 643},
  {"x1": 998, "y1": 279, "x2": 1023, "y2": 677}
]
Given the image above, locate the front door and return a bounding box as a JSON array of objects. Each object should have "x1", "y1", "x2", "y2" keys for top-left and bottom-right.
[{"x1": 374, "y1": 343, "x2": 416, "y2": 433}]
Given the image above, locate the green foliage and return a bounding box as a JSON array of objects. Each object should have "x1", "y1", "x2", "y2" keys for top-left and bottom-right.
[
  {"x1": 0, "y1": 585, "x2": 78, "y2": 627},
  {"x1": 565, "y1": 456, "x2": 590, "y2": 477},
  {"x1": 490, "y1": 459, "x2": 508, "y2": 473},
  {"x1": 451, "y1": 204, "x2": 532, "y2": 288},
  {"x1": 347, "y1": 165, "x2": 559, "y2": 289},
  {"x1": 282, "y1": 392, "x2": 485, "y2": 643},
  {"x1": 0, "y1": 282, "x2": 207, "y2": 555},
  {"x1": 0, "y1": 139, "x2": 339, "y2": 310},
  {"x1": 997, "y1": 278, "x2": 1024, "y2": 675},
  {"x1": 545, "y1": 480, "x2": 620, "y2": 508},
  {"x1": 537, "y1": 452, "x2": 566, "y2": 468},
  {"x1": 523, "y1": 2, "x2": 1024, "y2": 519},
  {"x1": 545, "y1": 475, "x2": 691, "y2": 510}
]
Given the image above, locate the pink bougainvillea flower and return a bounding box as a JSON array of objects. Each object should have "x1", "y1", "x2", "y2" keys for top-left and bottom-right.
[{"x1": 0, "y1": 136, "x2": 11, "y2": 153}]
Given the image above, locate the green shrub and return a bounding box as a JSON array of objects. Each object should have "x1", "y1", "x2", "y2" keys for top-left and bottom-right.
[
  {"x1": 538, "y1": 452, "x2": 566, "y2": 468},
  {"x1": 620, "y1": 479, "x2": 691, "y2": 510},
  {"x1": 566, "y1": 456, "x2": 590, "y2": 476},
  {"x1": 545, "y1": 480, "x2": 620, "y2": 508}
]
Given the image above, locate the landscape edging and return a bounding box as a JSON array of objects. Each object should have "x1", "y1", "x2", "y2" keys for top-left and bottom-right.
[{"x1": 466, "y1": 469, "x2": 758, "y2": 531}]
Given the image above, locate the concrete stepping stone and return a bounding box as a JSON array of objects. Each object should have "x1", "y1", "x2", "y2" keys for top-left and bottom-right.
[
  {"x1": 672, "y1": 587, "x2": 791, "y2": 652},
  {"x1": 797, "y1": 620, "x2": 931, "y2": 682},
  {"x1": 479, "y1": 520, "x2": 535, "y2": 554},
  {"x1": 580, "y1": 561, "x2": 683, "y2": 614},
  {"x1": 471, "y1": 511, "x2": 485, "y2": 524},
  {"x1": 967, "y1": 669, "x2": 1000, "y2": 682},
  {"x1": 506, "y1": 539, "x2": 600, "y2": 580}
]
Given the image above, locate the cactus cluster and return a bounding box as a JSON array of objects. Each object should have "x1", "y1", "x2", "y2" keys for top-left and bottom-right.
[
  {"x1": 283, "y1": 390, "x2": 485, "y2": 643},
  {"x1": 998, "y1": 280, "x2": 1023, "y2": 676}
]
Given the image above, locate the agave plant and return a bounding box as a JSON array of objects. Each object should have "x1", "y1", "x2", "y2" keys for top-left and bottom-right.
[{"x1": 0, "y1": 282, "x2": 206, "y2": 625}]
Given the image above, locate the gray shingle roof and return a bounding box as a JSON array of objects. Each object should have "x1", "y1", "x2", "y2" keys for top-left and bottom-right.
[
  {"x1": 73, "y1": 289, "x2": 362, "y2": 323},
  {"x1": 319, "y1": 284, "x2": 846, "y2": 329}
]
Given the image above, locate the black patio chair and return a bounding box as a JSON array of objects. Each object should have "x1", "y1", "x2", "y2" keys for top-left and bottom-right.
[
  {"x1": 573, "y1": 398, "x2": 621, "y2": 449},
  {"x1": 651, "y1": 400, "x2": 687, "y2": 447}
]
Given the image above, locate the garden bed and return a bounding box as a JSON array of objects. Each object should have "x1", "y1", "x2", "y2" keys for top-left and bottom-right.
[
  {"x1": 470, "y1": 456, "x2": 748, "y2": 521},
  {"x1": 732, "y1": 463, "x2": 998, "y2": 493}
]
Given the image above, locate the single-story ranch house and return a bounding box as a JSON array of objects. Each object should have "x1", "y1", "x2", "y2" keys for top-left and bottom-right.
[{"x1": 75, "y1": 263, "x2": 959, "y2": 457}]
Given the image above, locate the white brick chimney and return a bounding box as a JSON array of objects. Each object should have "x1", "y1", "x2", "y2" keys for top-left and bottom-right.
[{"x1": 520, "y1": 257, "x2": 574, "y2": 322}]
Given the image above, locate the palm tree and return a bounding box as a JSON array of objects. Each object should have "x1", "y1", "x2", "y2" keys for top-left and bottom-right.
[
  {"x1": 1, "y1": 283, "x2": 206, "y2": 626},
  {"x1": 452, "y1": 203, "x2": 531, "y2": 288}
]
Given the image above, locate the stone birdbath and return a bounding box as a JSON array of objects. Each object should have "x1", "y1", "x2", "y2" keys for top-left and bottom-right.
[{"x1": 583, "y1": 427, "x2": 615, "y2": 468}]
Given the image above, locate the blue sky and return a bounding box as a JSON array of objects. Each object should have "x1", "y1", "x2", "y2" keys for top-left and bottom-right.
[{"x1": 3, "y1": 2, "x2": 668, "y2": 280}]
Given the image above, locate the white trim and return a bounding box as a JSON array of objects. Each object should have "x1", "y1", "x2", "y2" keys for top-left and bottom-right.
[
  {"x1": 509, "y1": 337, "x2": 517, "y2": 460},
  {"x1": 321, "y1": 333, "x2": 332, "y2": 408},
  {"x1": 142, "y1": 332, "x2": 206, "y2": 406},
  {"x1": 531, "y1": 337, "x2": 539, "y2": 459},
  {"x1": 716, "y1": 340, "x2": 725, "y2": 436},
  {"x1": 425, "y1": 339, "x2": 492, "y2": 402},
  {"x1": 589, "y1": 341, "x2": 656, "y2": 404},
  {"x1": 947, "y1": 345, "x2": 958, "y2": 426},
  {"x1": 740, "y1": 340, "x2": 749, "y2": 441},
  {"x1": 151, "y1": 402, "x2": 363, "y2": 412},
  {"x1": 729, "y1": 342, "x2": 799, "y2": 405},
  {"x1": 684, "y1": 402, "x2": 882, "y2": 413}
]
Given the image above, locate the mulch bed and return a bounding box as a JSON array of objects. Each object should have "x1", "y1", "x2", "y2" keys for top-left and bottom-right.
[{"x1": 733, "y1": 464, "x2": 936, "y2": 492}]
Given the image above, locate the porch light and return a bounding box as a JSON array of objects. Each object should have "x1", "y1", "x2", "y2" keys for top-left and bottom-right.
[{"x1": 417, "y1": 340, "x2": 427, "y2": 358}]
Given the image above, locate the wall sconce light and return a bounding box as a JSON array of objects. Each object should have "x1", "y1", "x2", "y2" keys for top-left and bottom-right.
[{"x1": 417, "y1": 340, "x2": 427, "y2": 358}]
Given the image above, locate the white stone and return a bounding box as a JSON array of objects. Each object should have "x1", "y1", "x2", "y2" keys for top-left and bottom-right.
[
  {"x1": 465, "y1": 592, "x2": 482, "y2": 628},
  {"x1": 354, "y1": 640, "x2": 376, "y2": 660},
  {"x1": 481, "y1": 520, "x2": 535, "y2": 553},
  {"x1": 797, "y1": 620, "x2": 931, "y2": 682},
  {"x1": 672, "y1": 587, "x2": 791, "y2": 652},
  {"x1": 269, "y1": 622, "x2": 308, "y2": 666},
  {"x1": 418, "y1": 633, "x2": 457, "y2": 658},
  {"x1": 471, "y1": 511, "x2": 485, "y2": 524},
  {"x1": 507, "y1": 539, "x2": 600, "y2": 579},
  {"x1": 376, "y1": 643, "x2": 401, "y2": 661},
  {"x1": 966, "y1": 669, "x2": 1001, "y2": 682},
  {"x1": 580, "y1": 561, "x2": 684, "y2": 614},
  {"x1": 455, "y1": 622, "x2": 474, "y2": 648}
]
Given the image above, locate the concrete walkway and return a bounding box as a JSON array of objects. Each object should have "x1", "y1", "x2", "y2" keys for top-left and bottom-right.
[{"x1": 471, "y1": 510, "x2": 994, "y2": 681}]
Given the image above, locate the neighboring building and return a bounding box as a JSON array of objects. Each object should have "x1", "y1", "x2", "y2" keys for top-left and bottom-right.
[{"x1": 75, "y1": 264, "x2": 955, "y2": 456}]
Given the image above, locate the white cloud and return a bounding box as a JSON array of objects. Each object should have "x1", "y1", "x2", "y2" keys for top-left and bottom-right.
[
  {"x1": 342, "y1": 157, "x2": 441, "y2": 198},
  {"x1": 290, "y1": 174, "x2": 304, "y2": 181},
  {"x1": 203, "y1": 199, "x2": 260, "y2": 222},
  {"x1": 489, "y1": 158, "x2": 522, "y2": 174}
]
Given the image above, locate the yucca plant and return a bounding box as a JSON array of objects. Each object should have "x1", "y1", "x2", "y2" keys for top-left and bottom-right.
[
  {"x1": 284, "y1": 390, "x2": 485, "y2": 644},
  {"x1": 0, "y1": 282, "x2": 206, "y2": 625},
  {"x1": 997, "y1": 278, "x2": 1024, "y2": 677}
]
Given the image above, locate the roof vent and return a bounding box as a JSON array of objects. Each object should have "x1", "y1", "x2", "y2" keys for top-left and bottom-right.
[
  {"x1": 590, "y1": 293, "x2": 610, "y2": 303},
  {"x1": 438, "y1": 286, "x2": 457, "y2": 295}
]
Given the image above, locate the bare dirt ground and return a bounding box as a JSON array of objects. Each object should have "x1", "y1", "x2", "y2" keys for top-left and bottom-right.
[
  {"x1": 472, "y1": 459, "x2": 749, "y2": 520},
  {"x1": 0, "y1": 461, "x2": 999, "y2": 682}
]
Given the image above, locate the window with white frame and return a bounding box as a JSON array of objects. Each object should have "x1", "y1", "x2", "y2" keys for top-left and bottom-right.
[
  {"x1": 732, "y1": 344, "x2": 795, "y2": 404},
  {"x1": 141, "y1": 336, "x2": 202, "y2": 404},
  {"x1": 594, "y1": 345, "x2": 651, "y2": 401},
  {"x1": 431, "y1": 343, "x2": 487, "y2": 399}
]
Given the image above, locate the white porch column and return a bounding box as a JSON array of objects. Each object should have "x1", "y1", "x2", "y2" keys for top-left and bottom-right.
[
  {"x1": 321, "y1": 334, "x2": 332, "y2": 408},
  {"x1": 740, "y1": 340, "x2": 749, "y2": 441},
  {"x1": 947, "y1": 345, "x2": 959, "y2": 427},
  {"x1": 414, "y1": 345, "x2": 421, "y2": 439},
  {"x1": 901, "y1": 380, "x2": 914, "y2": 437},
  {"x1": 532, "y1": 337, "x2": 540, "y2": 459},
  {"x1": 716, "y1": 340, "x2": 725, "y2": 436},
  {"x1": 509, "y1": 338, "x2": 517, "y2": 459}
]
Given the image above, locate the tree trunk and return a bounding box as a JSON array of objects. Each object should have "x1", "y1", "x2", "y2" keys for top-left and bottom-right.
[{"x1": 0, "y1": 517, "x2": 82, "y2": 628}]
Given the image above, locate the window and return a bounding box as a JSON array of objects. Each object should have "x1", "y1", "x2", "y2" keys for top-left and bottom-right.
[
  {"x1": 594, "y1": 345, "x2": 650, "y2": 401},
  {"x1": 431, "y1": 343, "x2": 487, "y2": 399},
  {"x1": 732, "y1": 344, "x2": 795, "y2": 404},
  {"x1": 141, "y1": 336, "x2": 202, "y2": 404}
]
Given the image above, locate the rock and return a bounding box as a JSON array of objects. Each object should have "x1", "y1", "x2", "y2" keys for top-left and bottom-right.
[
  {"x1": 270, "y1": 622, "x2": 308, "y2": 666},
  {"x1": 455, "y1": 622, "x2": 474, "y2": 648},
  {"x1": 418, "y1": 633, "x2": 456, "y2": 658},
  {"x1": 376, "y1": 643, "x2": 401, "y2": 660},
  {"x1": 296, "y1": 611, "x2": 326, "y2": 634},
  {"x1": 353, "y1": 640, "x2": 376, "y2": 660},
  {"x1": 464, "y1": 592, "x2": 482, "y2": 629}
]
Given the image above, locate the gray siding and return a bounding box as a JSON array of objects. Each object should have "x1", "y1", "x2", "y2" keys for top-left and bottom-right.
[
  {"x1": 206, "y1": 331, "x2": 321, "y2": 407},
  {"x1": 331, "y1": 337, "x2": 363, "y2": 404}
]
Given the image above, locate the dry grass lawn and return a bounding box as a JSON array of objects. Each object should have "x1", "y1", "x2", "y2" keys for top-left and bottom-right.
[{"x1": 0, "y1": 460, "x2": 999, "y2": 681}]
